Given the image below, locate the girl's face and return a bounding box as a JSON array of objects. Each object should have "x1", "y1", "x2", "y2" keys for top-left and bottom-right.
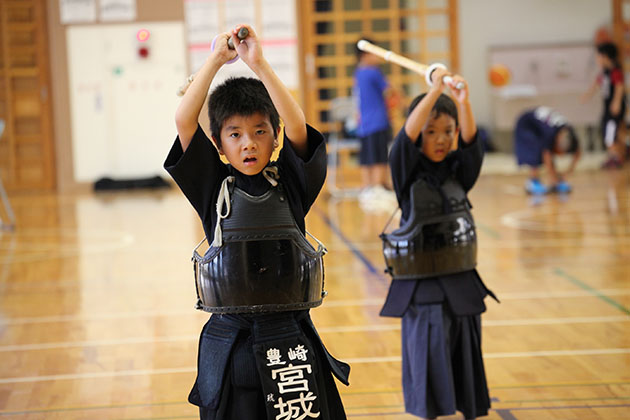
[
  {"x1": 597, "y1": 52, "x2": 613, "y2": 70},
  {"x1": 421, "y1": 112, "x2": 459, "y2": 162}
]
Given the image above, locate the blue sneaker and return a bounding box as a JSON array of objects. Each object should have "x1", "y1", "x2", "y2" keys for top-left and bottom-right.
[
  {"x1": 525, "y1": 178, "x2": 548, "y2": 195},
  {"x1": 553, "y1": 181, "x2": 572, "y2": 194}
]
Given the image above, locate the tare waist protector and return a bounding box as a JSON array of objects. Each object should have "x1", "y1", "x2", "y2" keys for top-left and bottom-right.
[
  {"x1": 192, "y1": 179, "x2": 326, "y2": 313},
  {"x1": 381, "y1": 177, "x2": 477, "y2": 279}
]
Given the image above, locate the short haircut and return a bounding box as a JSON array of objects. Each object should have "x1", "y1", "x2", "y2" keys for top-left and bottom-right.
[
  {"x1": 555, "y1": 126, "x2": 580, "y2": 154},
  {"x1": 408, "y1": 93, "x2": 459, "y2": 127},
  {"x1": 597, "y1": 42, "x2": 619, "y2": 62},
  {"x1": 207, "y1": 77, "x2": 280, "y2": 147}
]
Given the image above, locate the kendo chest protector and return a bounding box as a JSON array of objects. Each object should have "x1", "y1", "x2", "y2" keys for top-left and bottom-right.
[
  {"x1": 192, "y1": 171, "x2": 327, "y2": 313},
  {"x1": 381, "y1": 176, "x2": 477, "y2": 280}
]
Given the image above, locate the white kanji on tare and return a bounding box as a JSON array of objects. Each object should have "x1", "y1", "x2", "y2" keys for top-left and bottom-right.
[
  {"x1": 272, "y1": 364, "x2": 313, "y2": 393},
  {"x1": 273, "y1": 392, "x2": 320, "y2": 420},
  {"x1": 266, "y1": 348, "x2": 286, "y2": 366},
  {"x1": 288, "y1": 344, "x2": 309, "y2": 361}
]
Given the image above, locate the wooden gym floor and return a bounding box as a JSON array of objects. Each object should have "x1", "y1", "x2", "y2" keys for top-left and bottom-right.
[{"x1": 0, "y1": 166, "x2": 628, "y2": 419}]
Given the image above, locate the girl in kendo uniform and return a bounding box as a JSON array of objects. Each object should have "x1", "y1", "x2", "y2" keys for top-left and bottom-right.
[{"x1": 380, "y1": 66, "x2": 497, "y2": 420}]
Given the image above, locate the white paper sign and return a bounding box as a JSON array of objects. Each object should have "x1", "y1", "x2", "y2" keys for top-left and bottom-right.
[
  {"x1": 224, "y1": 0, "x2": 255, "y2": 31},
  {"x1": 60, "y1": 0, "x2": 97, "y2": 24},
  {"x1": 185, "y1": 0, "x2": 220, "y2": 45},
  {"x1": 260, "y1": 0, "x2": 295, "y2": 39},
  {"x1": 99, "y1": 0, "x2": 136, "y2": 22}
]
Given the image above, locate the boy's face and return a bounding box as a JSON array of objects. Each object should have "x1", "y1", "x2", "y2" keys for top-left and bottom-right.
[
  {"x1": 421, "y1": 112, "x2": 459, "y2": 162},
  {"x1": 361, "y1": 52, "x2": 381, "y2": 66},
  {"x1": 215, "y1": 112, "x2": 279, "y2": 176}
]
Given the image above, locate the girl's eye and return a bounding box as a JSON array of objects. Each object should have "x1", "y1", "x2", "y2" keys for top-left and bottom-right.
[
  {"x1": 229, "y1": 132, "x2": 240, "y2": 138},
  {"x1": 256, "y1": 129, "x2": 266, "y2": 135}
]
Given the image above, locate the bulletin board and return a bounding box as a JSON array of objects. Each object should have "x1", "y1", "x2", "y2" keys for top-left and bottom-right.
[
  {"x1": 183, "y1": 0, "x2": 298, "y2": 91},
  {"x1": 489, "y1": 42, "x2": 601, "y2": 131},
  {"x1": 66, "y1": 22, "x2": 187, "y2": 182}
]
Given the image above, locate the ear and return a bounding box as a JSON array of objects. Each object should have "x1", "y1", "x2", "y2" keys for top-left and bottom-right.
[
  {"x1": 212, "y1": 136, "x2": 224, "y2": 155},
  {"x1": 273, "y1": 127, "x2": 281, "y2": 149},
  {"x1": 452, "y1": 126, "x2": 461, "y2": 150}
]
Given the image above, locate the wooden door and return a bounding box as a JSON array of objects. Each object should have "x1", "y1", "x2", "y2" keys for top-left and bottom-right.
[
  {"x1": 298, "y1": 0, "x2": 459, "y2": 138},
  {"x1": 0, "y1": 0, "x2": 55, "y2": 191}
]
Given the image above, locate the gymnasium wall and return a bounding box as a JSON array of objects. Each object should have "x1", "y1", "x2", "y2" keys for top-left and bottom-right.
[
  {"x1": 459, "y1": 0, "x2": 613, "y2": 128},
  {"x1": 47, "y1": 0, "x2": 615, "y2": 190}
]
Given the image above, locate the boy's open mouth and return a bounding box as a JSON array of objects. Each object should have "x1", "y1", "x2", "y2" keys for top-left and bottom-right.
[{"x1": 243, "y1": 156, "x2": 257, "y2": 164}]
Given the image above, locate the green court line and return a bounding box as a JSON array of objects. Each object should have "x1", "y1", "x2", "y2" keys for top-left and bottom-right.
[
  {"x1": 3, "y1": 381, "x2": 629, "y2": 416},
  {"x1": 492, "y1": 381, "x2": 630, "y2": 389},
  {"x1": 476, "y1": 221, "x2": 501, "y2": 239},
  {"x1": 0, "y1": 401, "x2": 187, "y2": 416},
  {"x1": 120, "y1": 417, "x2": 196, "y2": 420},
  {"x1": 554, "y1": 267, "x2": 630, "y2": 315},
  {"x1": 500, "y1": 396, "x2": 630, "y2": 403}
]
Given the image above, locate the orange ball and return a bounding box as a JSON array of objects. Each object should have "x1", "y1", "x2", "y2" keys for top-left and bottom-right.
[
  {"x1": 488, "y1": 64, "x2": 511, "y2": 87},
  {"x1": 594, "y1": 26, "x2": 612, "y2": 45}
]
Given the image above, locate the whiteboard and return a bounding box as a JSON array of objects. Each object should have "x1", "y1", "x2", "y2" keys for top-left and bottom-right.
[
  {"x1": 489, "y1": 42, "x2": 601, "y2": 130},
  {"x1": 67, "y1": 22, "x2": 186, "y2": 182}
]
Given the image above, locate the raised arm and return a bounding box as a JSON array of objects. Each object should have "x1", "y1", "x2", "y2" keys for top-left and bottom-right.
[
  {"x1": 232, "y1": 25, "x2": 308, "y2": 158},
  {"x1": 404, "y1": 75, "x2": 444, "y2": 143},
  {"x1": 448, "y1": 74, "x2": 476, "y2": 143},
  {"x1": 174, "y1": 32, "x2": 236, "y2": 152},
  {"x1": 581, "y1": 78, "x2": 598, "y2": 104},
  {"x1": 542, "y1": 149, "x2": 559, "y2": 184}
]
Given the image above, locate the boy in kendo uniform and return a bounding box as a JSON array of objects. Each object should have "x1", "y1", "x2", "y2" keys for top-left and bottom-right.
[
  {"x1": 164, "y1": 25, "x2": 349, "y2": 419},
  {"x1": 380, "y1": 66, "x2": 497, "y2": 419}
]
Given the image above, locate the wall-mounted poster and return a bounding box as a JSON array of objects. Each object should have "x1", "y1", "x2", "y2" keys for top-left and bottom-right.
[
  {"x1": 60, "y1": 0, "x2": 97, "y2": 24},
  {"x1": 100, "y1": 0, "x2": 136, "y2": 22}
]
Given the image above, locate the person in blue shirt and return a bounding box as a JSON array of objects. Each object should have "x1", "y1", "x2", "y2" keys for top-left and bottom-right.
[
  {"x1": 514, "y1": 107, "x2": 581, "y2": 195},
  {"x1": 353, "y1": 38, "x2": 398, "y2": 207}
]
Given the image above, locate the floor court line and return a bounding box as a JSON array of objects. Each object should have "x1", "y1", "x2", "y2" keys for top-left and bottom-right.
[
  {"x1": 1, "y1": 388, "x2": 628, "y2": 417},
  {"x1": 3, "y1": 289, "x2": 628, "y2": 325},
  {"x1": 1, "y1": 348, "x2": 628, "y2": 384},
  {"x1": 323, "y1": 236, "x2": 630, "y2": 252},
  {"x1": 554, "y1": 267, "x2": 630, "y2": 315},
  {"x1": 1, "y1": 316, "x2": 627, "y2": 352}
]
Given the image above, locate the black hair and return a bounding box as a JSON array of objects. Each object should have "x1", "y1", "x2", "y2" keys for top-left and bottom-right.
[
  {"x1": 408, "y1": 93, "x2": 459, "y2": 127},
  {"x1": 207, "y1": 77, "x2": 280, "y2": 147},
  {"x1": 356, "y1": 37, "x2": 375, "y2": 61},
  {"x1": 556, "y1": 125, "x2": 580, "y2": 154},
  {"x1": 597, "y1": 42, "x2": 621, "y2": 67}
]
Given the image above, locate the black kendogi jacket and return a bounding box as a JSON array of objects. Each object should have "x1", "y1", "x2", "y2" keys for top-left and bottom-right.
[
  {"x1": 381, "y1": 128, "x2": 496, "y2": 317},
  {"x1": 165, "y1": 124, "x2": 326, "y2": 243},
  {"x1": 164, "y1": 124, "x2": 350, "y2": 412}
]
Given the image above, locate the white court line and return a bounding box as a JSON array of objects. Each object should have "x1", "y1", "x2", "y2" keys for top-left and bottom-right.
[
  {"x1": 319, "y1": 236, "x2": 630, "y2": 253},
  {"x1": 0, "y1": 335, "x2": 199, "y2": 352},
  {"x1": 0, "y1": 367, "x2": 196, "y2": 384},
  {"x1": 497, "y1": 289, "x2": 630, "y2": 300},
  {"x1": 1, "y1": 316, "x2": 627, "y2": 352},
  {"x1": 500, "y1": 201, "x2": 630, "y2": 235},
  {"x1": 346, "y1": 348, "x2": 630, "y2": 364},
  {"x1": 2, "y1": 289, "x2": 629, "y2": 326},
  {"x1": 1, "y1": 348, "x2": 628, "y2": 384}
]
